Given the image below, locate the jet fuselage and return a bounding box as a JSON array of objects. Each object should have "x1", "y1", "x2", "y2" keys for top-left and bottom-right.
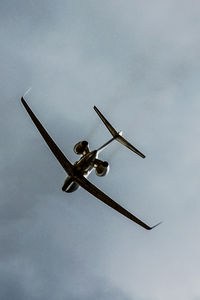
[{"x1": 62, "y1": 150, "x2": 98, "y2": 192}]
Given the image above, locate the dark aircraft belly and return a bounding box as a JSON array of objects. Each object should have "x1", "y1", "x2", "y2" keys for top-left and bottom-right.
[{"x1": 62, "y1": 176, "x2": 79, "y2": 193}]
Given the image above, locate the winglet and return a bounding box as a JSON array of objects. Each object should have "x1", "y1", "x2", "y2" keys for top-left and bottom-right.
[
  {"x1": 148, "y1": 221, "x2": 162, "y2": 230},
  {"x1": 23, "y1": 87, "x2": 32, "y2": 98}
]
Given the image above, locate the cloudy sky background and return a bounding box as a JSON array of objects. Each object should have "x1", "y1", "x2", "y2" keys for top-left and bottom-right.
[{"x1": 1, "y1": 0, "x2": 200, "y2": 299}]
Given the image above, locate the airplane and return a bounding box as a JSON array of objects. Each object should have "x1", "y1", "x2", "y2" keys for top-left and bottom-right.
[{"x1": 21, "y1": 97, "x2": 161, "y2": 230}]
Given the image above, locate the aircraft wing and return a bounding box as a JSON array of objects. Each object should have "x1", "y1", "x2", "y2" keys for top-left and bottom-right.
[
  {"x1": 21, "y1": 97, "x2": 74, "y2": 175},
  {"x1": 74, "y1": 174, "x2": 160, "y2": 230}
]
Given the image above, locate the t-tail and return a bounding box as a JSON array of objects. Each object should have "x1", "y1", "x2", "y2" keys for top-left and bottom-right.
[{"x1": 94, "y1": 106, "x2": 145, "y2": 158}]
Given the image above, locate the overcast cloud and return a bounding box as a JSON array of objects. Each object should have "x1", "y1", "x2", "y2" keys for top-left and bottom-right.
[{"x1": 1, "y1": 1, "x2": 200, "y2": 299}]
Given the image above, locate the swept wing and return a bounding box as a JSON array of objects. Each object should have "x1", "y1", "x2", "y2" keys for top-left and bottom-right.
[
  {"x1": 21, "y1": 97, "x2": 73, "y2": 175},
  {"x1": 94, "y1": 105, "x2": 145, "y2": 158},
  {"x1": 21, "y1": 98, "x2": 159, "y2": 229},
  {"x1": 74, "y1": 174, "x2": 160, "y2": 230}
]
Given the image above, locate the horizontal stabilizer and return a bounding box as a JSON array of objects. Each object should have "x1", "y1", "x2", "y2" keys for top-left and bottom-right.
[
  {"x1": 94, "y1": 106, "x2": 145, "y2": 158},
  {"x1": 115, "y1": 135, "x2": 145, "y2": 158}
]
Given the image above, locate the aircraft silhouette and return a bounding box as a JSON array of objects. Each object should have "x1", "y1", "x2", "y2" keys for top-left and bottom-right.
[{"x1": 21, "y1": 97, "x2": 160, "y2": 230}]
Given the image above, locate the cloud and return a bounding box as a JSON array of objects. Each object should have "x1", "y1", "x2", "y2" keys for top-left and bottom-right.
[{"x1": 1, "y1": 1, "x2": 200, "y2": 300}]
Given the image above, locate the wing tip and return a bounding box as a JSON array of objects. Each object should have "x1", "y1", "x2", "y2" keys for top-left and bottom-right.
[
  {"x1": 148, "y1": 221, "x2": 162, "y2": 230},
  {"x1": 93, "y1": 105, "x2": 98, "y2": 112},
  {"x1": 21, "y1": 96, "x2": 26, "y2": 105}
]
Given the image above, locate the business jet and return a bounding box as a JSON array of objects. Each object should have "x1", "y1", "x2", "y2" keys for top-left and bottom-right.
[{"x1": 21, "y1": 97, "x2": 160, "y2": 230}]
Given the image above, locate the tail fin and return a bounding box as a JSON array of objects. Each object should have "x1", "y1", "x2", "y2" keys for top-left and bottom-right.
[{"x1": 94, "y1": 106, "x2": 145, "y2": 159}]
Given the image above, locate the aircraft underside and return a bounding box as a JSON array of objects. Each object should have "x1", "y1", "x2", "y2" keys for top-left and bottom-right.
[
  {"x1": 21, "y1": 96, "x2": 160, "y2": 230},
  {"x1": 62, "y1": 176, "x2": 79, "y2": 193}
]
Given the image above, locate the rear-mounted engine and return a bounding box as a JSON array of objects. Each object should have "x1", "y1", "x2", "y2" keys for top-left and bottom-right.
[
  {"x1": 95, "y1": 161, "x2": 109, "y2": 177},
  {"x1": 73, "y1": 141, "x2": 89, "y2": 155}
]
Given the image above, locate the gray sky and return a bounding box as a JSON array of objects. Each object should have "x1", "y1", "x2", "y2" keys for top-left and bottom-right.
[{"x1": 1, "y1": 0, "x2": 200, "y2": 299}]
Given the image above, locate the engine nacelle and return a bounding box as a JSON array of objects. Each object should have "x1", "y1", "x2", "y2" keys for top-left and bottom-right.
[
  {"x1": 74, "y1": 141, "x2": 89, "y2": 155},
  {"x1": 95, "y1": 161, "x2": 109, "y2": 177}
]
